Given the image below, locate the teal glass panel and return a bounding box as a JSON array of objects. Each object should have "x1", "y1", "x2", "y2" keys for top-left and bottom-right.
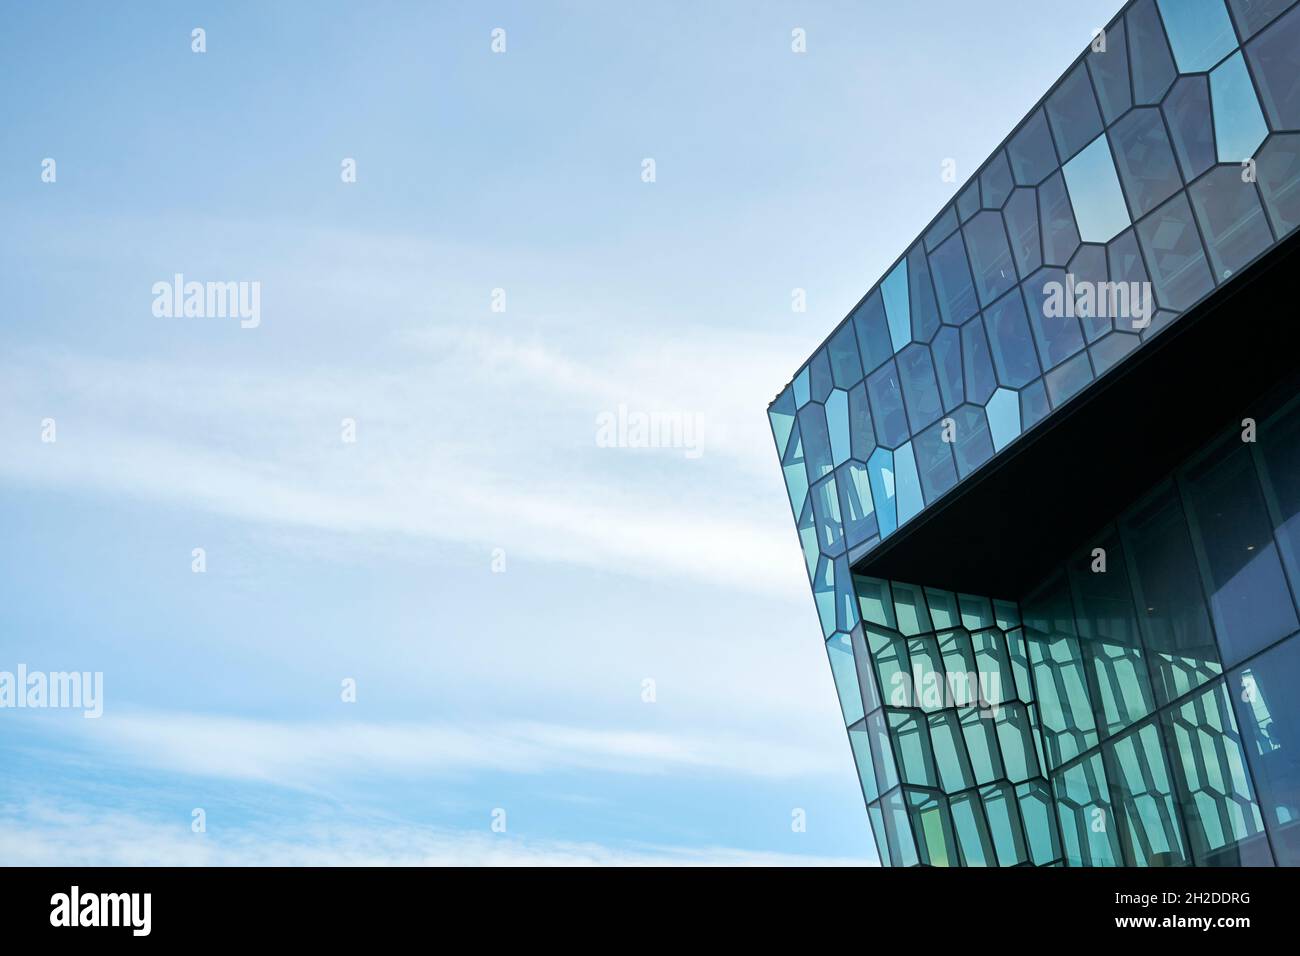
[
  {"x1": 868, "y1": 625, "x2": 910, "y2": 708},
  {"x1": 827, "y1": 631, "x2": 865, "y2": 724},
  {"x1": 793, "y1": 365, "x2": 810, "y2": 407},
  {"x1": 950, "y1": 791, "x2": 996, "y2": 866},
  {"x1": 908, "y1": 790, "x2": 959, "y2": 867},
  {"x1": 938, "y1": 629, "x2": 977, "y2": 707},
  {"x1": 958, "y1": 593, "x2": 994, "y2": 631},
  {"x1": 890, "y1": 711, "x2": 938, "y2": 787},
  {"x1": 1161, "y1": 679, "x2": 1272, "y2": 865},
  {"x1": 854, "y1": 575, "x2": 898, "y2": 629},
  {"x1": 1005, "y1": 627, "x2": 1036, "y2": 704},
  {"x1": 982, "y1": 782, "x2": 1029, "y2": 866},
  {"x1": 1017, "y1": 780, "x2": 1062, "y2": 865},
  {"x1": 867, "y1": 802, "x2": 892, "y2": 866},
  {"x1": 960, "y1": 707, "x2": 1005, "y2": 785},
  {"x1": 1023, "y1": 575, "x2": 1099, "y2": 768},
  {"x1": 925, "y1": 587, "x2": 960, "y2": 630},
  {"x1": 810, "y1": 477, "x2": 843, "y2": 555},
  {"x1": 1210, "y1": 52, "x2": 1270, "y2": 162},
  {"x1": 985, "y1": 388, "x2": 1021, "y2": 452},
  {"x1": 1062, "y1": 135, "x2": 1132, "y2": 243},
  {"x1": 929, "y1": 711, "x2": 976, "y2": 792},
  {"x1": 906, "y1": 635, "x2": 944, "y2": 709},
  {"x1": 892, "y1": 581, "x2": 933, "y2": 637},
  {"x1": 781, "y1": 423, "x2": 809, "y2": 516},
  {"x1": 865, "y1": 709, "x2": 900, "y2": 796},
  {"x1": 849, "y1": 722, "x2": 882, "y2": 803},
  {"x1": 882, "y1": 788, "x2": 919, "y2": 867},
  {"x1": 1054, "y1": 752, "x2": 1123, "y2": 865},
  {"x1": 796, "y1": 499, "x2": 818, "y2": 579},
  {"x1": 1104, "y1": 722, "x2": 1188, "y2": 866},
  {"x1": 1229, "y1": 637, "x2": 1300, "y2": 864},
  {"x1": 768, "y1": 385, "x2": 795, "y2": 459},
  {"x1": 995, "y1": 702, "x2": 1041, "y2": 783},
  {"x1": 881, "y1": 258, "x2": 911, "y2": 354},
  {"x1": 1157, "y1": 0, "x2": 1239, "y2": 72}
]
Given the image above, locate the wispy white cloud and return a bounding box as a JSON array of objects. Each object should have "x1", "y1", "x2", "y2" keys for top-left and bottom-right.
[
  {"x1": 66, "y1": 710, "x2": 843, "y2": 788},
  {"x1": 0, "y1": 801, "x2": 872, "y2": 867}
]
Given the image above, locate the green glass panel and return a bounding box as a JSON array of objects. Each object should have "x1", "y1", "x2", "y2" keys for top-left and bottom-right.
[
  {"x1": 972, "y1": 628, "x2": 1014, "y2": 706},
  {"x1": 882, "y1": 788, "x2": 919, "y2": 867},
  {"x1": 908, "y1": 790, "x2": 958, "y2": 867},
  {"x1": 958, "y1": 593, "x2": 995, "y2": 630},
  {"x1": 982, "y1": 782, "x2": 1029, "y2": 866},
  {"x1": 1054, "y1": 752, "x2": 1122, "y2": 866},
  {"x1": 849, "y1": 723, "x2": 882, "y2": 803},
  {"x1": 892, "y1": 581, "x2": 933, "y2": 636},
  {"x1": 1005, "y1": 627, "x2": 1036, "y2": 704},
  {"x1": 868, "y1": 625, "x2": 910, "y2": 710},
  {"x1": 1017, "y1": 780, "x2": 1062, "y2": 866},
  {"x1": 960, "y1": 707, "x2": 1005, "y2": 785},
  {"x1": 867, "y1": 802, "x2": 892, "y2": 867},
  {"x1": 993, "y1": 598, "x2": 1021, "y2": 630},
  {"x1": 925, "y1": 587, "x2": 961, "y2": 630},
  {"x1": 951, "y1": 792, "x2": 996, "y2": 866},
  {"x1": 995, "y1": 702, "x2": 1040, "y2": 783},
  {"x1": 1104, "y1": 722, "x2": 1188, "y2": 866},
  {"x1": 889, "y1": 711, "x2": 938, "y2": 787},
  {"x1": 1024, "y1": 574, "x2": 1099, "y2": 767},
  {"x1": 928, "y1": 711, "x2": 976, "y2": 792},
  {"x1": 854, "y1": 575, "x2": 898, "y2": 629},
  {"x1": 1161, "y1": 679, "x2": 1271, "y2": 865},
  {"x1": 866, "y1": 709, "x2": 900, "y2": 797},
  {"x1": 938, "y1": 629, "x2": 978, "y2": 707},
  {"x1": 827, "y1": 632, "x2": 865, "y2": 725},
  {"x1": 906, "y1": 635, "x2": 945, "y2": 711}
]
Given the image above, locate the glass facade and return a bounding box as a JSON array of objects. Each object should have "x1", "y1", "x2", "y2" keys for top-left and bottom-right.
[
  {"x1": 844, "y1": 393, "x2": 1300, "y2": 866},
  {"x1": 769, "y1": 0, "x2": 1300, "y2": 865}
]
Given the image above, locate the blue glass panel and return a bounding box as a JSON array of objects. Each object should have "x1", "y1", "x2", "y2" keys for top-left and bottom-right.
[
  {"x1": 826, "y1": 388, "x2": 852, "y2": 467},
  {"x1": 929, "y1": 231, "x2": 979, "y2": 324},
  {"x1": 1157, "y1": 0, "x2": 1239, "y2": 72},
  {"x1": 1039, "y1": 171, "x2": 1081, "y2": 266},
  {"x1": 964, "y1": 211, "x2": 1017, "y2": 306},
  {"x1": 907, "y1": 245, "x2": 941, "y2": 343},
  {"x1": 1188, "y1": 166, "x2": 1276, "y2": 280},
  {"x1": 957, "y1": 181, "x2": 980, "y2": 222},
  {"x1": 1008, "y1": 109, "x2": 1059, "y2": 186},
  {"x1": 881, "y1": 259, "x2": 911, "y2": 354},
  {"x1": 827, "y1": 321, "x2": 863, "y2": 389},
  {"x1": 836, "y1": 461, "x2": 877, "y2": 549},
  {"x1": 981, "y1": 151, "x2": 1014, "y2": 209},
  {"x1": 1182, "y1": 436, "x2": 1299, "y2": 664},
  {"x1": 797, "y1": 498, "x2": 818, "y2": 577},
  {"x1": 1067, "y1": 244, "x2": 1112, "y2": 344},
  {"x1": 1228, "y1": 637, "x2": 1300, "y2": 864},
  {"x1": 1044, "y1": 351, "x2": 1095, "y2": 406},
  {"x1": 931, "y1": 326, "x2": 964, "y2": 412},
  {"x1": 848, "y1": 382, "x2": 875, "y2": 461},
  {"x1": 1257, "y1": 133, "x2": 1300, "y2": 236},
  {"x1": 1023, "y1": 267, "x2": 1086, "y2": 369},
  {"x1": 1128, "y1": 0, "x2": 1178, "y2": 104},
  {"x1": 1107, "y1": 228, "x2": 1152, "y2": 292},
  {"x1": 913, "y1": 419, "x2": 959, "y2": 503},
  {"x1": 1004, "y1": 187, "x2": 1042, "y2": 278},
  {"x1": 1062, "y1": 135, "x2": 1132, "y2": 243},
  {"x1": 1088, "y1": 18, "x2": 1132, "y2": 124},
  {"x1": 924, "y1": 205, "x2": 959, "y2": 252},
  {"x1": 949, "y1": 404, "x2": 995, "y2": 478},
  {"x1": 960, "y1": 317, "x2": 997, "y2": 405},
  {"x1": 769, "y1": 385, "x2": 796, "y2": 458},
  {"x1": 1164, "y1": 75, "x2": 1217, "y2": 182},
  {"x1": 794, "y1": 366, "x2": 810, "y2": 407},
  {"x1": 852, "y1": 290, "x2": 894, "y2": 374},
  {"x1": 1090, "y1": 330, "x2": 1142, "y2": 374},
  {"x1": 868, "y1": 447, "x2": 898, "y2": 537},
  {"x1": 983, "y1": 290, "x2": 1041, "y2": 388},
  {"x1": 867, "y1": 360, "x2": 910, "y2": 449},
  {"x1": 809, "y1": 347, "x2": 833, "y2": 402},
  {"x1": 799, "y1": 402, "x2": 836, "y2": 485},
  {"x1": 896, "y1": 344, "x2": 943, "y2": 431},
  {"x1": 895, "y1": 441, "x2": 924, "y2": 525},
  {"x1": 985, "y1": 388, "x2": 1022, "y2": 451},
  {"x1": 1243, "y1": 3, "x2": 1300, "y2": 130},
  {"x1": 1228, "y1": 0, "x2": 1293, "y2": 39},
  {"x1": 1020, "y1": 378, "x2": 1051, "y2": 431},
  {"x1": 1046, "y1": 62, "x2": 1104, "y2": 162},
  {"x1": 813, "y1": 557, "x2": 837, "y2": 637},
  {"x1": 1211, "y1": 52, "x2": 1270, "y2": 161},
  {"x1": 1110, "y1": 107, "x2": 1183, "y2": 219},
  {"x1": 812, "y1": 475, "x2": 845, "y2": 555},
  {"x1": 1136, "y1": 193, "x2": 1216, "y2": 309}
]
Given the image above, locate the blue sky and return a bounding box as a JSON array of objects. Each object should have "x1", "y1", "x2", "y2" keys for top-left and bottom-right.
[{"x1": 0, "y1": 1, "x2": 1120, "y2": 864}]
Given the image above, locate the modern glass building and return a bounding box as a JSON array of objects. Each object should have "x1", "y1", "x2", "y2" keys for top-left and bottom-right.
[{"x1": 769, "y1": 0, "x2": 1300, "y2": 866}]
